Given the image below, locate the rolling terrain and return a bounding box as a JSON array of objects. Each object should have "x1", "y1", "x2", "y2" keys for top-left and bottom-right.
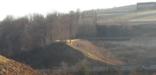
[
  {"x1": 12, "y1": 39, "x2": 124, "y2": 69},
  {"x1": 1, "y1": 2, "x2": 156, "y2": 75}
]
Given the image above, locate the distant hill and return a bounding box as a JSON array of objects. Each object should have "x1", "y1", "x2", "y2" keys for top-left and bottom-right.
[
  {"x1": 97, "y1": 4, "x2": 137, "y2": 13},
  {"x1": 82, "y1": 2, "x2": 156, "y2": 25}
]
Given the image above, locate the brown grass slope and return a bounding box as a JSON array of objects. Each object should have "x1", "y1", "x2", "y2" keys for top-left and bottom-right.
[
  {"x1": 66, "y1": 39, "x2": 124, "y2": 65},
  {"x1": 0, "y1": 55, "x2": 41, "y2": 75}
]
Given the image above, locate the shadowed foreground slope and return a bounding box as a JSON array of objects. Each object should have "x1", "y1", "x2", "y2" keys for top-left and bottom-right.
[
  {"x1": 0, "y1": 55, "x2": 41, "y2": 75},
  {"x1": 12, "y1": 42, "x2": 85, "y2": 69}
]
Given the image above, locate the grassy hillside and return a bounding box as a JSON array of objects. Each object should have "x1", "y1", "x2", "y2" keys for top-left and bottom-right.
[
  {"x1": 92, "y1": 36, "x2": 156, "y2": 65},
  {"x1": 66, "y1": 39, "x2": 124, "y2": 65},
  {"x1": 97, "y1": 9, "x2": 156, "y2": 24},
  {"x1": 83, "y1": 4, "x2": 156, "y2": 25}
]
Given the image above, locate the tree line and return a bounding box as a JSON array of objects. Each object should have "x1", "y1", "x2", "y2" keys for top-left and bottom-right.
[{"x1": 0, "y1": 11, "x2": 80, "y2": 56}]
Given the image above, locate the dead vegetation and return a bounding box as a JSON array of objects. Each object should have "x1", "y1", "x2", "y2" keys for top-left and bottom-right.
[
  {"x1": 0, "y1": 55, "x2": 41, "y2": 75},
  {"x1": 66, "y1": 39, "x2": 124, "y2": 65}
]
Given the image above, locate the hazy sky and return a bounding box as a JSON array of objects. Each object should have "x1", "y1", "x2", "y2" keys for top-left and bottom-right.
[{"x1": 0, "y1": 0, "x2": 156, "y2": 20}]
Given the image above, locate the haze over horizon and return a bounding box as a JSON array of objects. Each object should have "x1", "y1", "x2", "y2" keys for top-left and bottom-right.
[{"x1": 0, "y1": 0, "x2": 156, "y2": 20}]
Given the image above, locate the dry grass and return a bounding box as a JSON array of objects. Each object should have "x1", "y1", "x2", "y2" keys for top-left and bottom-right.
[
  {"x1": 66, "y1": 39, "x2": 124, "y2": 65},
  {"x1": 0, "y1": 55, "x2": 41, "y2": 75}
]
